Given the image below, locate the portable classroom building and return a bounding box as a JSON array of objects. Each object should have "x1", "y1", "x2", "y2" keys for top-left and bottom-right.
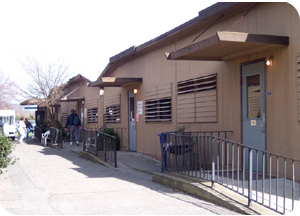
[{"x1": 90, "y1": 2, "x2": 300, "y2": 162}]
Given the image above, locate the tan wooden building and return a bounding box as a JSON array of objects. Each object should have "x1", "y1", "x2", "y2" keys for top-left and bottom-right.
[
  {"x1": 56, "y1": 74, "x2": 101, "y2": 131},
  {"x1": 88, "y1": 2, "x2": 300, "y2": 161}
]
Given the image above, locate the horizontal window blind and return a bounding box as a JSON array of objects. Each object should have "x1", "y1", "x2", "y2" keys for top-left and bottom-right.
[
  {"x1": 105, "y1": 104, "x2": 121, "y2": 123},
  {"x1": 177, "y1": 74, "x2": 217, "y2": 123},
  {"x1": 177, "y1": 74, "x2": 217, "y2": 95},
  {"x1": 87, "y1": 107, "x2": 98, "y2": 123},
  {"x1": 105, "y1": 94, "x2": 121, "y2": 123},
  {"x1": 61, "y1": 112, "x2": 68, "y2": 126},
  {"x1": 145, "y1": 97, "x2": 172, "y2": 122}
]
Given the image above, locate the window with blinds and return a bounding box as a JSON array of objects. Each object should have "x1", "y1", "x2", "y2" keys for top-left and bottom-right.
[
  {"x1": 61, "y1": 112, "x2": 68, "y2": 126},
  {"x1": 145, "y1": 97, "x2": 172, "y2": 122},
  {"x1": 177, "y1": 74, "x2": 217, "y2": 95},
  {"x1": 105, "y1": 104, "x2": 121, "y2": 123},
  {"x1": 87, "y1": 107, "x2": 98, "y2": 123},
  {"x1": 177, "y1": 74, "x2": 217, "y2": 123}
]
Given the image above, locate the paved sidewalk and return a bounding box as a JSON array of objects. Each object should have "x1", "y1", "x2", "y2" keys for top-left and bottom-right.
[
  {"x1": 0, "y1": 139, "x2": 237, "y2": 215},
  {"x1": 35, "y1": 140, "x2": 288, "y2": 214},
  {"x1": 62, "y1": 141, "x2": 291, "y2": 215},
  {"x1": 61, "y1": 141, "x2": 162, "y2": 174}
]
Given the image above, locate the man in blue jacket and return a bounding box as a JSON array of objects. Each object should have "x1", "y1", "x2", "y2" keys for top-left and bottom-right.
[{"x1": 65, "y1": 109, "x2": 81, "y2": 146}]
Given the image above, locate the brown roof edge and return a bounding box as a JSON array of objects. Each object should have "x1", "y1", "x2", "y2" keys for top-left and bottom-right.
[
  {"x1": 198, "y1": 2, "x2": 241, "y2": 19},
  {"x1": 68, "y1": 74, "x2": 91, "y2": 83},
  {"x1": 20, "y1": 98, "x2": 47, "y2": 106},
  {"x1": 109, "y1": 46, "x2": 136, "y2": 63},
  {"x1": 89, "y1": 77, "x2": 143, "y2": 88},
  {"x1": 98, "y1": 2, "x2": 260, "y2": 78}
]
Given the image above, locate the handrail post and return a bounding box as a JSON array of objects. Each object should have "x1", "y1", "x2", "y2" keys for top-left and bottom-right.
[
  {"x1": 82, "y1": 129, "x2": 85, "y2": 151},
  {"x1": 95, "y1": 131, "x2": 98, "y2": 156},
  {"x1": 292, "y1": 160, "x2": 295, "y2": 211},
  {"x1": 248, "y1": 148, "x2": 253, "y2": 207},
  {"x1": 160, "y1": 133, "x2": 165, "y2": 172},
  {"x1": 103, "y1": 135, "x2": 106, "y2": 161},
  {"x1": 114, "y1": 137, "x2": 117, "y2": 168},
  {"x1": 211, "y1": 137, "x2": 215, "y2": 188}
]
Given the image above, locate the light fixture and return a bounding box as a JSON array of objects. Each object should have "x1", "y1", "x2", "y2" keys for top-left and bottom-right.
[
  {"x1": 99, "y1": 89, "x2": 104, "y2": 96},
  {"x1": 134, "y1": 89, "x2": 138, "y2": 94},
  {"x1": 266, "y1": 57, "x2": 273, "y2": 66}
]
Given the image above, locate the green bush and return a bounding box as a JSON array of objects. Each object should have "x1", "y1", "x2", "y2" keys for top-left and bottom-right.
[
  {"x1": 0, "y1": 134, "x2": 15, "y2": 172},
  {"x1": 101, "y1": 128, "x2": 120, "y2": 150},
  {"x1": 55, "y1": 120, "x2": 67, "y2": 137},
  {"x1": 175, "y1": 125, "x2": 187, "y2": 133}
]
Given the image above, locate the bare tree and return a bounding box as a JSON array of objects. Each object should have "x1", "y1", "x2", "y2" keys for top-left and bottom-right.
[
  {"x1": 20, "y1": 57, "x2": 72, "y2": 126},
  {"x1": 0, "y1": 70, "x2": 18, "y2": 109}
]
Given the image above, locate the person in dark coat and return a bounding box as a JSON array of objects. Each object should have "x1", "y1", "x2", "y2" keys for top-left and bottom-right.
[
  {"x1": 24, "y1": 118, "x2": 32, "y2": 141},
  {"x1": 65, "y1": 109, "x2": 81, "y2": 146}
]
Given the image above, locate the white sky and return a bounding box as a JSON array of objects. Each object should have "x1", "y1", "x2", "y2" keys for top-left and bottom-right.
[
  {"x1": 0, "y1": 0, "x2": 215, "y2": 87},
  {"x1": 0, "y1": 0, "x2": 299, "y2": 89}
]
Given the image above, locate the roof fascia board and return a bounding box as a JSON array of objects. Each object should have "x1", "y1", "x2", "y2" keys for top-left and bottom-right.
[
  {"x1": 198, "y1": 2, "x2": 240, "y2": 20},
  {"x1": 90, "y1": 77, "x2": 143, "y2": 87}
]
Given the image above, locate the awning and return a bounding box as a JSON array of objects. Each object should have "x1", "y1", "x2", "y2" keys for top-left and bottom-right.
[
  {"x1": 166, "y1": 31, "x2": 289, "y2": 61},
  {"x1": 89, "y1": 77, "x2": 143, "y2": 87}
]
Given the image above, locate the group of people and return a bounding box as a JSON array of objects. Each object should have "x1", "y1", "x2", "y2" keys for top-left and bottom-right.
[
  {"x1": 16, "y1": 109, "x2": 80, "y2": 145},
  {"x1": 17, "y1": 118, "x2": 33, "y2": 144}
]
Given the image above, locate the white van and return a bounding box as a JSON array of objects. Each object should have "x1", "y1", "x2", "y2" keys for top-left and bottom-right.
[{"x1": 0, "y1": 110, "x2": 16, "y2": 140}]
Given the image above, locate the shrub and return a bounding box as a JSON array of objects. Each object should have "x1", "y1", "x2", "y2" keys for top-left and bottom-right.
[
  {"x1": 175, "y1": 125, "x2": 187, "y2": 133},
  {"x1": 0, "y1": 134, "x2": 15, "y2": 172},
  {"x1": 55, "y1": 120, "x2": 67, "y2": 137},
  {"x1": 101, "y1": 128, "x2": 120, "y2": 150}
]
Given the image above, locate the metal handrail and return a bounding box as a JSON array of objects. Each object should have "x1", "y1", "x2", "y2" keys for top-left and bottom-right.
[
  {"x1": 49, "y1": 127, "x2": 63, "y2": 149},
  {"x1": 34, "y1": 126, "x2": 42, "y2": 143},
  {"x1": 160, "y1": 132, "x2": 300, "y2": 214},
  {"x1": 82, "y1": 128, "x2": 117, "y2": 167},
  {"x1": 166, "y1": 132, "x2": 300, "y2": 163}
]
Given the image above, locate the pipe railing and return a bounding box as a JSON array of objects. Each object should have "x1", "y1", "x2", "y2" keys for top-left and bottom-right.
[
  {"x1": 49, "y1": 127, "x2": 63, "y2": 149},
  {"x1": 82, "y1": 128, "x2": 117, "y2": 167},
  {"x1": 34, "y1": 126, "x2": 42, "y2": 143},
  {"x1": 160, "y1": 132, "x2": 300, "y2": 214}
]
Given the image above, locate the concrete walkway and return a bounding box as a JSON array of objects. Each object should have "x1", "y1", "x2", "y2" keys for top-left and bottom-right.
[
  {"x1": 63, "y1": 141, "x2": 295, "y2": 215},
  {"x1": 0, "y1": 139, "x2": 237, "y2": 215}
]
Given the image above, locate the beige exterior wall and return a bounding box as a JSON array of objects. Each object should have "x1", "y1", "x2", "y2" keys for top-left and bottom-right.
[
  {"x1": 99, "y1": 2, "x2": 300, "y2": 160},
  {"x1": 58, "y1": 81, "x2": 101, "y2": 129}
]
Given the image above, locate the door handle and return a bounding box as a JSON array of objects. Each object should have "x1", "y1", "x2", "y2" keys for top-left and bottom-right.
[{"x1": 261, "y1": 124, "x2": 265, "y2": 133}]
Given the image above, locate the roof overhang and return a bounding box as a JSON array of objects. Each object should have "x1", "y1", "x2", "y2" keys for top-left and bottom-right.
[
  {"x1": 20, "y1": 98, "x2": 47, "y2": 106},
  {"x1": 166, "y1": 31, "x2": 289, "y2": 61},
  {"x1": 89, "y1": 77, "x2": 143, "y2": 88},
  {"x1": 59, "y1": 97, "x2": 85, "y2": 102}
]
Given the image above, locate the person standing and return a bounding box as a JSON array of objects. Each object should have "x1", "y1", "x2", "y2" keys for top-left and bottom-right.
[
  {"x1": 65, "y1": 109, "x2": 81, "y2": 146},
  {"x1": 24, "y1": 118, "x2": 32, "y2": 141},
  {"x1": 17, "y1": 118, "x2": 26, "y2": 144}
]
